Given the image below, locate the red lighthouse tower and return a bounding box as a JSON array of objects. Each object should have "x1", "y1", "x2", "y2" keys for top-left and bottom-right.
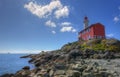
[{"x1": 78, "y1": 17, "x2": 105, "y2": 40}]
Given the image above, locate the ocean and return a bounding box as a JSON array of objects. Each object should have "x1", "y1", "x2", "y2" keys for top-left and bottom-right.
[{"x1": 0, "y1": 54, "x2": 34, "y2": 75}]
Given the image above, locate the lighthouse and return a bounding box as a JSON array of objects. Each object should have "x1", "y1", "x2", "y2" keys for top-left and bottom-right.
[
  {"x1": 78, "y1": 17, "x2": 105, "y2": 40},
  {"x1": 84, "y1": 16, "x2": 89, "y2": 29}
]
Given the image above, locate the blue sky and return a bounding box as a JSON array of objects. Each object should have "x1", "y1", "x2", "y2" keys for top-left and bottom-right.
[{"x1": 0, "y1": 0, "x2": 120, "y2": 53}]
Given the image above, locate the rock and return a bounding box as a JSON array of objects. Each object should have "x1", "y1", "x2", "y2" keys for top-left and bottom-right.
[
  {"x1": 71, "y1": 63, "x2": 86, "y2": 72},
  {"x1": 67, "y1": 70, "x2": 81, "y2": 77},
  {"x1": 0, "y1": 73, "x2": 14, "y2": 77},
  {"x1": 35, "y1": 62, "x2": 41, "y2": 67},
  {"x1": 115, "y1": 64, "x2": 120, "y2": 67},
  {"x1": 54, "y1": 70, "x2": 66, "y2": 75},
  {"x1": 22, "y1": 66, "x2": 30, "y2": 70},
  {"x1": 98, "y1": 66, "x2": 107, "y2": 71},
  {"x1": 112, "y1": 71, "x2": 119, "y2": 77},
  {"x1": 43, "y1": 72, "x2": 50, "y2": 77},
  {"x1": 93, "y1": 68, "x2": 99, "y2": 73},
  {"x1": 91, "y1": 62, "x2": 99, "y2": 67},
  {"x1": 22, "y1": 70, "x2": 31, "y2": 76},
  {"x1": 28, "y1": 58, "x2": 35, "y2": 63},
  {"x1": 114, "y1": 53, "x2": 120, "y2": 58},
  {"x1": 34, "y1": 68, "x2": 41, "y2": 74},
  {"x1": 84, "y1": 66, "x2": 93, "y2": 73},
  {"x1": 20, "y1": 55, "x2": 32, "y2": 58},
  {"x1": 93, "y1": 72, "x2": 103, "y2": 77},
  {"x1": 83, "y1": 49, "x2": 95, "y2": 55},
  {"x1": 71, "y1": 71, "x2": 81, "y2": 77},
  {"x1": 68, "y1": 49, "x2": 82, "y2": 60},
  {"x1": 93, "y1": 54, "x2": 101, "y2": 59},
  {"x1": 49, "y1": 70, "x2": 55, "y2": 77},
  {"x1": 14, "y1": 67, "x2": 31, "y2": 77},
  {"x1": 99, "y1": 71, "x2": 109, "y2": 77},
  {"x1": 54, "y1": 64, "x2": 67, "y2": 70},
  {"x1": 82, "y1": 72, "x2": 93, "y2": 77},
  {"x1": 44, "y1": 53, "x2": 53, "y2": 61},
  {"x1": 103, "y1": 51, "x2": 111, "y2": 59},
  {"x1": 106, "y1": 38, "x2": 120, "y2": 45},
  {"x1": 54, "y1": 54, "x2": 67, "y2": 63},
  {"x1": 41, "y1": 69, "x2": 47, "y2": 72}
]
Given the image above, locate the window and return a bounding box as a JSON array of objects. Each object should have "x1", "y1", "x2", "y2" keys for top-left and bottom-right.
[{"x1": 88, "y1": 35, "x2": 91, "y2": 40}]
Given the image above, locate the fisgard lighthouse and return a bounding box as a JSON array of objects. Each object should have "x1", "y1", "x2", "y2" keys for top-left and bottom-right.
[{"x1": 78, "y1": 17, "x2": 105, "y2": 40}]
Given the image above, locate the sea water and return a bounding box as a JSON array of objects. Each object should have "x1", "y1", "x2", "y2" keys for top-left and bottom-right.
[{"x1": 0, "y1": 54, "x2": 34, "y2": 75}]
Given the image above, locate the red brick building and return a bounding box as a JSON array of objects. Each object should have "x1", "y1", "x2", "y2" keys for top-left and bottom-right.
[{"x1": 78, "y1": 17, "x2": 105, "y2": 40}]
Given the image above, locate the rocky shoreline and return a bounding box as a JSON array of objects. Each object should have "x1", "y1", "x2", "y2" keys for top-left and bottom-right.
[
  {"x1": 1, "y1": 38, "x2": 120, "y2": 77},
  {"x1": 1, "y1": 59, "x2": 120, "y2": 77},
  {"x1": 1, "y1": 50, "x2": 120, "y2": 77}
]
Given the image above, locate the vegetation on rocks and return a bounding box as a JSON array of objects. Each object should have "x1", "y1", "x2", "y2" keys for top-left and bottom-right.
[{"x1": 63, "y1": 38, "x2": 120, "y2": 52}]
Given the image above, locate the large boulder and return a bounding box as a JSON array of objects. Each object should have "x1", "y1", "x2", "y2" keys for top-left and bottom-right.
[
  {"x1": 54, "y1": 70, "x2": 66, "y2": 76},
  {"x1": 14, "y1": 66, "x2": 31, "y2": 77},
  {"x1": 67, "y1": 70, "x2": 81, "y2": 77},
  {"x1": 54, "y1": 63, "x2": 68, "y2": 70},
  {"x1": 22, "y1": 66, "x2": 30, "y2": 70},
  {"x1": 68, "y1": 49, "x2": 82, "y2": 60},
  {"x1": 102, "y1": 51, "x2": 115, "y2": 59},
  {"x1": 71, "y1": 71, "x2": 81, "y2": 77}
]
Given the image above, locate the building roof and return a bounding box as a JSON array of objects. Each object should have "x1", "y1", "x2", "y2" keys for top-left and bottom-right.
[{"x1": 79, "y1": 23, "x2": 104, "y2": 33}]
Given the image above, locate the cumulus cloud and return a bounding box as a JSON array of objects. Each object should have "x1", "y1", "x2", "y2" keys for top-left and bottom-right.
[
  {"x1": 60, "y1": 26, "x2": 72, "y2": 32},
  {"x1": 107, "y1": 33, "x2": 114, "y2": 38},
  {"x1": 60, "y1": 26, "x2": 76, "y2": 32},
  {"x1": 45, "y1": 20, "x2": 56, "y2": 27},
  {"x1": 113, "y1": 16, "x2": 120, "y2": 23},
  {"x1": 52, "y1": 31, "x2": 56, "y2": 34},
  {"x1": 61, "y1": 22, "x2": 71, "y2": 26},
  {"x1": 24, "y1": 0, "x2": 69, "y2": 19},
  {"x1": 60, "y1": 22, "x2": 76, "y2": 32},
  {"x1": 54, "y1": 6, "x2": 69, "y2": 19},
  {"x1": 24, "y1": 0, "x2": 62, "y2": 18}
]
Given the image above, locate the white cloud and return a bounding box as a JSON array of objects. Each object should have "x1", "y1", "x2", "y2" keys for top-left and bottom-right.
[
  {"x1": 60, "y1": 26, "x2": 72, "y2": 32},
  {"x1": 52, "y1": 31, "x2": 56, "y2": 34},
  {"x1": 60, "y1": 26, "x2": 76, "y2": 32},
  {"x1": 61, "y1": 22, "x2": 71, "y2": 26},
  {"x1": 113, "y1": 16, "x2": 119, "y2": 22},
  {"x1": 54, "y1": 6, "x2": 69, "y2": 19},
  {"x1": 24, "y1": 0, "x2": 63, "y2": 18},
  {"x1": 60, "y1": 22, "x2": 77, "y2": 32},
  {"x1": 24, "y1": 0, "x2": 69, "y2": 19},
  {"x1": 45, "y1": 20, "x2": 56, "y2": 27},
  {"x1": 107, "y1": 33, "x2": 114, "y2": 37}
]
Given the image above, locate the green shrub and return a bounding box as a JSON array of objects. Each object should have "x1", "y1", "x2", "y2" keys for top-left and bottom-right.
[{"x1": 92, "y1": 44, "x2": 106, "y2": 51}]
